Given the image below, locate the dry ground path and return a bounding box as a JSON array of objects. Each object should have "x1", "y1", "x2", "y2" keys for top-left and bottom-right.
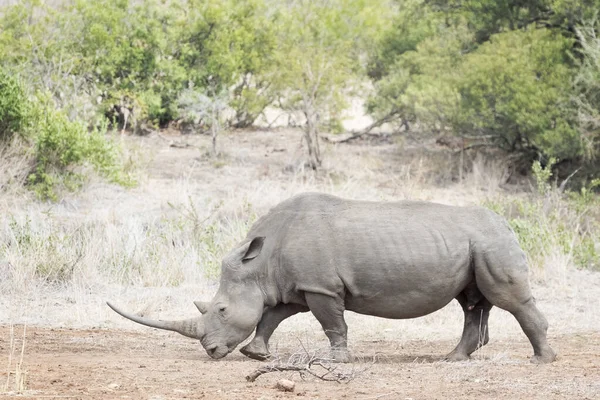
[{"x1": 1, "y1": 326, "x2": 598, "y2": 399}]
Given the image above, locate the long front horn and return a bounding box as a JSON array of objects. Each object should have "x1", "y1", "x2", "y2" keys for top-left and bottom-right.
[{"x1": 107, "y1": 302, "x2": 205, "y2": 340}]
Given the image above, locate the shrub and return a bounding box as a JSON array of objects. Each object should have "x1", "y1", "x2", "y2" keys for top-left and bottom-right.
[
  {"x1": 68, "y1": 0, "x2": 177, "y2": 125},
  {"x1": 367, "y1": 21, "x2": 472, "y2": 131},
  {"x1": 28, "y1": 94, "x2": 134, "y2": 200},
  {"x1": 368, "y1": 1, "x2": 600, "y2": 181},
  {"x1": 532, "y1": 157, "x2": 557, "y2": 196},
  {"x1": 170, "y1": 0, "x2": 278, "y2": 128},
  {"x1": 453, "y1": 28, "x2": 579, "y2": 160},
  {"x1": 573, "y1": 15, "x2": 600, "y2": 162},
  {"x1": 486, "y1": 195, "x2": 600, "y2": 274},
  {"x1": 485, "y1": 161, "x2": 600, "y2": 275},
  {"x1": 0, "y1": 69, "x2": 31, "y2": 141}
]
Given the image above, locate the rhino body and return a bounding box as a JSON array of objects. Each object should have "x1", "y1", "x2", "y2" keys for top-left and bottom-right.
[{"x1": 108, "y1": 193, "x2": 556, "y2": 363}]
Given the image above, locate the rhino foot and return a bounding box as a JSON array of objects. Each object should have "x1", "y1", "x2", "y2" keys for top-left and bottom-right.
[
  {"x1": 330, "y1": 348, "x2": 351, "y2": 363},
  {"x1": 444, "y1": 351, "x2": 470, "y2": 362},
  {"x1": 530, "y1": 350, "x2": 556, "y2": 364},
  {"x1": 240, "y1": 343, "x2": 271, "y2": 361}
]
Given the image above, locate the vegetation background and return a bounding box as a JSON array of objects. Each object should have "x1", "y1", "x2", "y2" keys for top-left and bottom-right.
[{"x1": 1, "y1": 0, "x2": 600, "y2": 397}]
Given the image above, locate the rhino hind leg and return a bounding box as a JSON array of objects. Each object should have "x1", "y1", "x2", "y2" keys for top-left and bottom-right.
[
  {"x1": 511, "y1": 299, "x2": 556, "y2": 364},
  {"x1": 474, "y1": 247, "x2": 557, "y2": 363},
  {"x1": 240, "y1": 303, "x2": 308, "y2": 360},
  {"x1": 305, "y1": 292, "x2": 351, "y2": 363},
  {"x1": 446, "y1": 293, "x2": 492, "y2": 361}
]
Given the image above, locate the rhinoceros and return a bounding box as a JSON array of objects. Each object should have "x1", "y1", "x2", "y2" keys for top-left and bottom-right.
[{"x1": 108, "y1": 192, "x2": 556, "y2": 364}]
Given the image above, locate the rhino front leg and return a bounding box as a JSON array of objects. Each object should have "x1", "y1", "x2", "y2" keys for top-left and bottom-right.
[
  {"x1": 240, "y1": 303, "x2": 308, "y2": 360},
  {"x1": 446, "y1": 294, "x2": 493, "y2": 361},
  {"x1": 305, "y1": 292, "x2": 350, "y2": 363}
]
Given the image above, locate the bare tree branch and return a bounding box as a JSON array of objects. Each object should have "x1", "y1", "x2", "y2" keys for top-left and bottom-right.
[
  {"x1": 323, "y1": 112, "x2": 398, "y2": 143},
  {"x1": 558, "y1": 167, "x2": 581, "y2": 193},
  {"x1": 246, "y1": 345, "x2": 372, "y2": 383}
]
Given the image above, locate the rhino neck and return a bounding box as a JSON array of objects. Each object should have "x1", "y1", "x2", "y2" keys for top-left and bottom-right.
[
  {"x1": 258, "y1": 262, "x2": 281, "y2": 308},
  {"x1": 261, "y1": 282, "x2": 280, "y2": 308},
  {"x1": 246, "y1": 215, "x2": 295, "y2": 307}
]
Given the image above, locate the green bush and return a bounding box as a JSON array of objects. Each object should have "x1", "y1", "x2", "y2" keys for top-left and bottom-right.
[
  {"x1": 368, "y1": 0, "x2": 444, "y2": 80},
  {"x1": 426, "y1": 0, "x2": 555, "y2": 43},
  {"x1": 370, "y1": 24, "x2": 580, "y2": 159},
  {"x1": 573, "y1": 15, "x2": 600, "y2": 162},
  {"x1": 453, "y1": 28, "x2": 579, "y2": 160},
  {"x1": 367, "y1": 21, "x2": 472, "y2": 130},
  {"x1": 485, "y1": 161, "x2": 600, "y2": 273},
  {"x1": 0, "y1": 0, "x2": 280, "y2": 129},
  {"x1": 369, "y1": 1, "x2": 600, "y2": 181},
  {"x1": 0, "y1": 69, "x2": 31, "y2": 141},
  {"x1": 0, "y1": 1, "x2": 102, "y2": 123},
  {"x1": 170, "y1": 0, "x2": 277, "y2": 128},
  {"x1": 1, "y1": 62, "x2": 132, "y2": 200},
  {"x1": 486, "y1": 195, "x2": 600, "y2": 272},
  {"x1": 68, "y1": 0, "x2": 178, "y2": 125},
  {"x1": 532, "y1": 157, "x2": 557, "y2": 196},
  {"x1": 28, "y1": 94, "x2": 134, "y2": 200}
]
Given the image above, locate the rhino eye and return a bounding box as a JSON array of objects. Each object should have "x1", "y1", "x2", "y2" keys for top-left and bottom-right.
[{"x1": 218, "y1": 306, "x2": 227, "y2": 313}]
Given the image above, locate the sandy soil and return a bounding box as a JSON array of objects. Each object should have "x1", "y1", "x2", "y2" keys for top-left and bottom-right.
[{"x1": 1, "y1": 326, "x2": 598, "y2": 400}]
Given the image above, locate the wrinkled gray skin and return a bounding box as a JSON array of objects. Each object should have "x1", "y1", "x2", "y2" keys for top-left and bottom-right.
[{"x1": 108, "y1": 193, "x2": 556, "y2": 364}]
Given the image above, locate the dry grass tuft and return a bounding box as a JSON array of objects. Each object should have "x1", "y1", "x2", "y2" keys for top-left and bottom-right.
[
  {"x1": 3, "y1": 324, "x2": 27, "y2": 394},
  {"x1": 0, "y1": 138, "x2": 34, "y2": 199},
  {"x1": 461, "y1": 152, "x2": 511, "y2": 195}
]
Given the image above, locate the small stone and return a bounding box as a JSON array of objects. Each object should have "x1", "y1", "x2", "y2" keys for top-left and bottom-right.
[
  {"x1": 275, "y1": 379, "x2": 295, "y2": 392},
  {"x1": 108, "y1": 383, "x2": 120, "y2": 389}
]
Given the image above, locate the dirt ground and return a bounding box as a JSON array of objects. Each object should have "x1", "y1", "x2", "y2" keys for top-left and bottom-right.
[{"x1": 1, "y1": 326, "x2": 598, "y2": 400}]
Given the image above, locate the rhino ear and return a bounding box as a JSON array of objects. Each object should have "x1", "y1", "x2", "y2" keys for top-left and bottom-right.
[{"x1": 241, "y1": 236, "x2": 265, "y2": 262}]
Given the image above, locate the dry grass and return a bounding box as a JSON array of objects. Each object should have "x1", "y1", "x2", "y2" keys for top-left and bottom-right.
[
  {"x1": 0, "y1": 138, "x2": 34, "y2": 199},
  {"x1": 1, "y1": 127, "x2": 599, "y2": 348},
  {"x1": 3, "y1": 324, "x2": 27, "y2": 394}
]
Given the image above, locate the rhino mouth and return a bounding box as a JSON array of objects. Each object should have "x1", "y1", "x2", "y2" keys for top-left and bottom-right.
[{"x1": 204, "y1": 344, "x2": 230, "y2": 359}]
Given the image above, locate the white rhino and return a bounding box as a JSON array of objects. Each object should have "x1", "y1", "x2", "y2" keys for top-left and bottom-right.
[{"x1": 109, "y1": 193, "x2": 556, "y2": 364}]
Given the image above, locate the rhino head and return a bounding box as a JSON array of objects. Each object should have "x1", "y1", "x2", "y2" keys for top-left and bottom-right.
[{"x1": 107, "y1": 236, "x2": 267, "y2": 359}]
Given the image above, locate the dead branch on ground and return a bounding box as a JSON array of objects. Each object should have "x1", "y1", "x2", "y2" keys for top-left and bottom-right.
[
  {"x1": 246, "y1": 344, "x2": 372, "y2": 383},
  {"x1": 154, "y1": 132, "x2": 199, "y2": 149}
]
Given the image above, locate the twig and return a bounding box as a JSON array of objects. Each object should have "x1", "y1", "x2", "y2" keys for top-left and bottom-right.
[
  {"x1": 16, "y1": 325, "x2": 27, "y2": 392},
  {"x1": 453, "y1": 143, "x2": 499, "y2": 153},
  {"x1": 246, "y1": 364, "x2": 307, "y2": 382},
  {"x1": 365, "y1": 391, "x2": 401, "y2": 399},
  {"x1": 246, "y1": 345, "x2": 372, "y2": 383},
  {"x1": 457, "y1": 134, "x2": 499, "y2": 140},
  {"x1": 323, "y1": 113, "x2": 398, "y2": 143},
  {"x1": 155, "y1": 132, "x2": 198, "y2": 149},
  {"x1": 246, "y1": 358, "x2": 350, "y2": 383},
  {"x1": 4, "y1": 325, "x2": 13, "y2": 391},
  {"x1": 265, "y1": 112, "x2": 290, "y2": 129},
  {"x1": 558, "y1": 167, "x2": 581, "y2": 193}
]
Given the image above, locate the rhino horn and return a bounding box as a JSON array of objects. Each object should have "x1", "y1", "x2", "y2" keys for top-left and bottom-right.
[
  {"x1": 107, "y1": 302, "x2": 205, "y2": 339},
  {"x1": 194, "y1": 301, "x2": 210, "y2": 314}
]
